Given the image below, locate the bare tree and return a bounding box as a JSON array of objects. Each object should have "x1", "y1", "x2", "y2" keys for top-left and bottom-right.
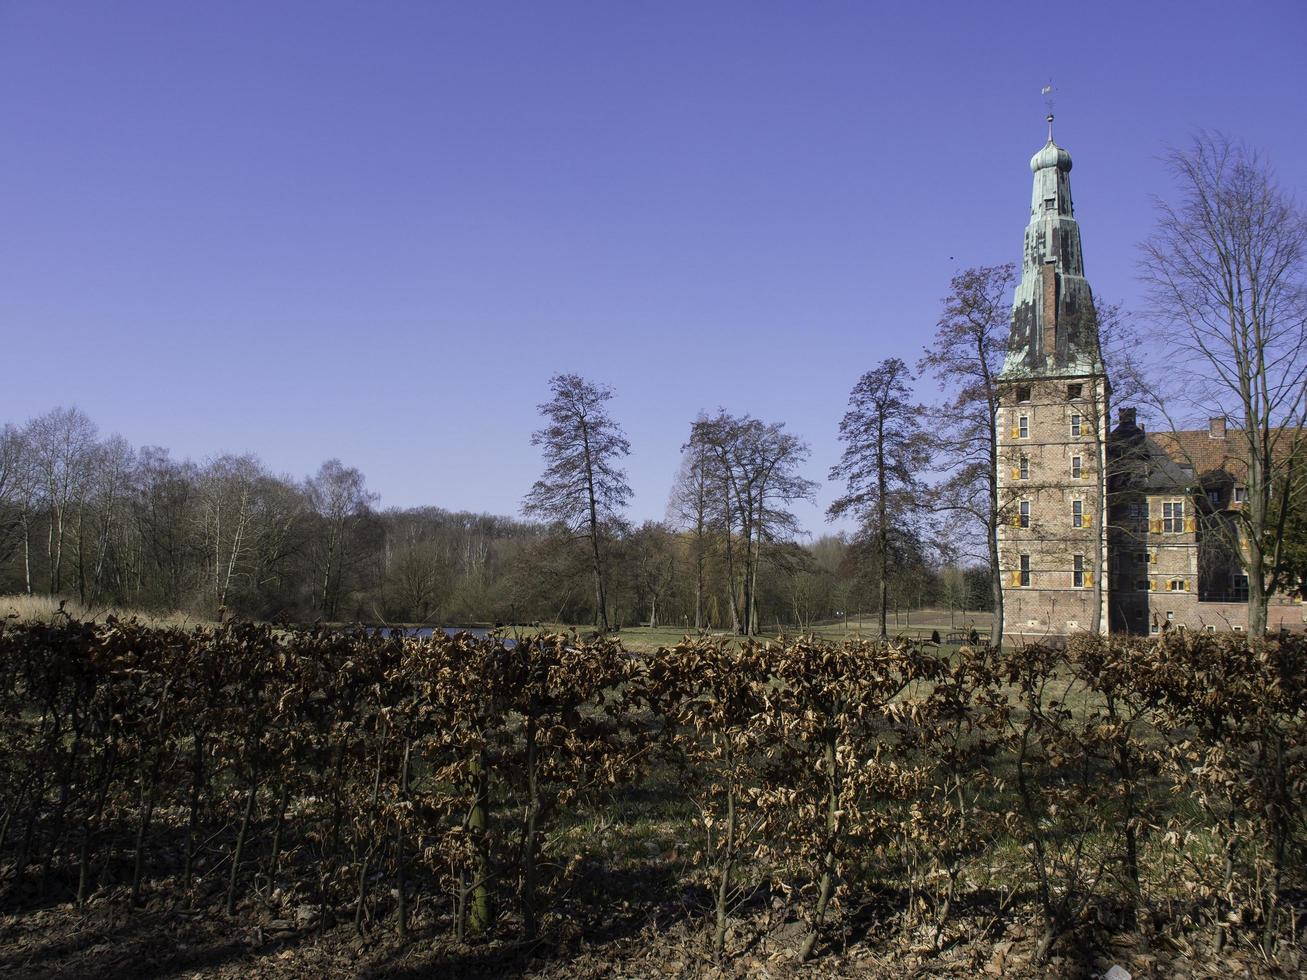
[
  {"x1": 523, "y1": 374, "x2": 632, "y2": 631},
  {"x1": 668, "y1": 427, "x2": 718, "y2": 630},
  {"x1": 918, "y1": 264, "x2": 1015, "y2": 646},
  {"x1": 0, "y1": 425, "x2": 29, "y2": 577},
  {"x1": 82, "y1": 435, "x2": 137, "y2": 607},
  {"x1": 1141, "y1": 134, "x2": 1307, "y2": 634},
  {"x1": 829, "y1": 358, "x2": 931, "y2": 640},
  {"x1": 629, "y1": 520, "x2": 677, "y2": 628},
  {"x1": 132, "y1": 447, "x2": 200, "y2": 610},
  {"x1": 24, "y1": 407, "x2": 98, "y2": 595},
  {"x1": 307, "y1": 459, "x2": 378, "y2": 620},
  {"x1": 689, "y1": 413, "x2": 816, "y2": 636},
  {"x1": 197, "y1": 455, "x2": 263, "y2": 614}
]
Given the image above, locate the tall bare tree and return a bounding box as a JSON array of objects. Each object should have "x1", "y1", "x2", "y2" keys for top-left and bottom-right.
[
  {"x1": 668, "y1": 427, "x2": 717, "y2": 630},
  {"x1": 918, "y1": 264, "x2": 1014, "y2": 646},
  {"x1": 523, "y1": 374, "x2": 632, "y2": 631},
  {"x1": 829, "y1": 358, "x2": 931, "y2": 640},
  {"x1": 689, "y1": 413, "x2": 815, "y2": 635},
  {"x1": 1141, "y1": 134, "x2": 1307, "y2": 634}
]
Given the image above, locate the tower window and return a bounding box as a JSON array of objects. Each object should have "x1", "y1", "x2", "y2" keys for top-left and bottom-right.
[
  {"x1": 1234, "y1": 485, "x2": 1247, "y2": 503},
  {"x1": 1019, "y1": 456, "x2": 1029, "y2": 480},
  {"x1": 1015, "y1": 386, "x2": 1031, "y2": 403},
  {"x1": 1073, "y1": 554, "x2": 1085, "y2": 588},
  {"x1": 1162, "y1": 500, "x2": 1183, "y2": 533},
  {"x1": 1019, "y1": 554, "x2": 1031, "y2": 587},
  {"x1": 1019, "y1": 415, "x2": 1029, "y2": 438},
  {"x1": 1072, "y1": 499, "x2": 1083, "y2": 528},
  {"x1": 1071, "y1": 455, "x2": 1082, "y2": 479},
  {"x1": 1019, "y1": 500, "x2": 1030, "y2": 528},
  {"x1": 1066, "y1": 383, "x2": 1082, "y2": 400},
  {"x1": 1070, "y1": 413, "x2": 1082, "y2": 438},
  {"x1": 1168, "y1": 579, "x2": 1186, "y2": 592}
]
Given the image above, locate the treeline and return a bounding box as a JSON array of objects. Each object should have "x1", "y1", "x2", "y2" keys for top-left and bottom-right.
[
  {"x1": 0, "y1": 406, "x2": 991, "y2": 627},
  {"x1": 0, "y1": 620, "x2": 1302, "y2": 965}
]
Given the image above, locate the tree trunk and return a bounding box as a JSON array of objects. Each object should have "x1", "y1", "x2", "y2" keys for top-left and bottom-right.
[
  {"x1": 713, "y1": 780, "x2": 736, "y2": 963},
  {"x1": 800, "y1": 732, "x2": 839, "y2": 961},
  {"x1": 467, "y1": 746, "x2": 492, "y2": 937}
]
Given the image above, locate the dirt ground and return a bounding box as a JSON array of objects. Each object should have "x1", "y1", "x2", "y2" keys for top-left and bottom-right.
[{"x1": 2, "y1": 884, "x2": 1299, "y2": 980}]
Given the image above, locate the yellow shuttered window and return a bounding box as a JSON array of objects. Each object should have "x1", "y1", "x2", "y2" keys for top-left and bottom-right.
[
  {"x1": 1010, "y1": 467, "x2": 1021, "y2": 480},
  {"x1": 1150, "y1": 518, "x2": 1163, "y2": 533},
  {"x1": 1184, "y1": 517, "x2": 1196, "y2": 533}
]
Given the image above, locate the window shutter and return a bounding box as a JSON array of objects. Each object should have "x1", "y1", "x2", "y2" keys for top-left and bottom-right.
[
  {"x1": 1149, "y1": 579, "x2": 1156, "y2": 591},
  {"x1": 1085, "y1": 573, "x2": 1094, "y2": 588},
  {"x1": 1011, "y1": 515, "x2": 1021, "y2": 527},
  {"x1": 1184, "y1": 517, "x2": 1196, "y2": 533},
  {"x1": 1010, "y1": 467, "x2": 1021, "y2": 480},
  {"x1": 1010, "y1": 571, "x2": 1021, "y2": 586},
  {"x1": 1150, "y1": 551, "x2": 1157, "y2": 564},
  {"x1": 1010, "y1": 426, "x2": 1020, "y2": 439},
  {"x1": 1183, "y1": 579, "x2": 1190, "y2": 592},
  {"x1": 1083, "y1": 512, "x2": 1093, "y2": 528},
  {"x1": 1150, "y1": 518, "x2": 1162, "y2": 534}
]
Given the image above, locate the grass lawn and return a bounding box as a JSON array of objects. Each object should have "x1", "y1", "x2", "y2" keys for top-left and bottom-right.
[{"x1": 512, "y1": 608, "x2": 996, "y2": 653}]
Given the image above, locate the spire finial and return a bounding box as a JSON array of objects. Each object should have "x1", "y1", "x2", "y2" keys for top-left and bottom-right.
[{"x1": 1042, "y1": 82, "x2": 1055, "y2": 142}]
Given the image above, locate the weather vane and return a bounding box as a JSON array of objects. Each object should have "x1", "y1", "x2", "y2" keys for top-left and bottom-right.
[{"x1": 1042, "y1": 82, "x2": 1055, "y2": 140}]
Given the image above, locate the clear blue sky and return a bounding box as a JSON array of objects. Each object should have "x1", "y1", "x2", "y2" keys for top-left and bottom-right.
[{"x1": 2, "y1": 1, "x2": 1304, "y2": 532}]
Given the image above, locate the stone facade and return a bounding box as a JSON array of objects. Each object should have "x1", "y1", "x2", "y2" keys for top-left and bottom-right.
[{"x1": 997, "y1": 376, "x2": 1109, "y2": 639}]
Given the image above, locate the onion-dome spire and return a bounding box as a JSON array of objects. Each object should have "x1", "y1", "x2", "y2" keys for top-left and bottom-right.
[
  {"x1": 1030, "y1": 114, "x2": 1073, "y2": 174},
  {"x1": 1001, "y1": 117, "x2": 1103, "y2": 379}
]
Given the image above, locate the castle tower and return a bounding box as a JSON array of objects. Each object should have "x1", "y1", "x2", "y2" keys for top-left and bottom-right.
[{"x1": 996, "y1": 117, "x2": 1111, "y2": 638}]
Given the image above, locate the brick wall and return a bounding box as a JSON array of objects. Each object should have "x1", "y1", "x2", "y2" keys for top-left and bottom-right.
[{"x1": 997, "y1": 375, "x2": 1110, "y2": 636}]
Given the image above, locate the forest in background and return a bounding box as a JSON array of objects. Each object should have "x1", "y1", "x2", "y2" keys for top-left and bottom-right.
[{"x1": 0, "y1": 405, "x2": 991, "y2": 630}]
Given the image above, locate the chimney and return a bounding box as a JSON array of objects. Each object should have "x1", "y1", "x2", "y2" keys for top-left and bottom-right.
[
  {"x1": 1041, "y1": 265, "x2": 1058, "y2": 359},
  {"x1": 1209, "y1": 416, "x2": 1227, "y2": 439},
  {"x1": 1118, "y1": 407, "x2": 1136, "y2": 427}
]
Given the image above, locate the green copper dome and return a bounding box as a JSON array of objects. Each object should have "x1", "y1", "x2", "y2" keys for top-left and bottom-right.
[{"x1": 1030, "y1": 140, "x2": 1073, "y2": 173}]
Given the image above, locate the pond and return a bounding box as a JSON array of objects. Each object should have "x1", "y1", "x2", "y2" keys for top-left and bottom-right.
[{"x1": 372, "y1": 626, "x2": 495, "y2": 640}]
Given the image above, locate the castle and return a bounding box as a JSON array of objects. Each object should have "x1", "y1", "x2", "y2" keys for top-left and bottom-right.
[{"x1": 994, "y1": 120, "x2": 1305, "y2": 638}]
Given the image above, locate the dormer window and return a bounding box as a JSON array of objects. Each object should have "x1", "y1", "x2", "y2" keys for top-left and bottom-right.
[
  {"x1": 1015, "y1": 386, "x2": 1031, "y2": 403},
  {"x1": 1066, "y1": 383, "x2": 1082, "y2": 400}
]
